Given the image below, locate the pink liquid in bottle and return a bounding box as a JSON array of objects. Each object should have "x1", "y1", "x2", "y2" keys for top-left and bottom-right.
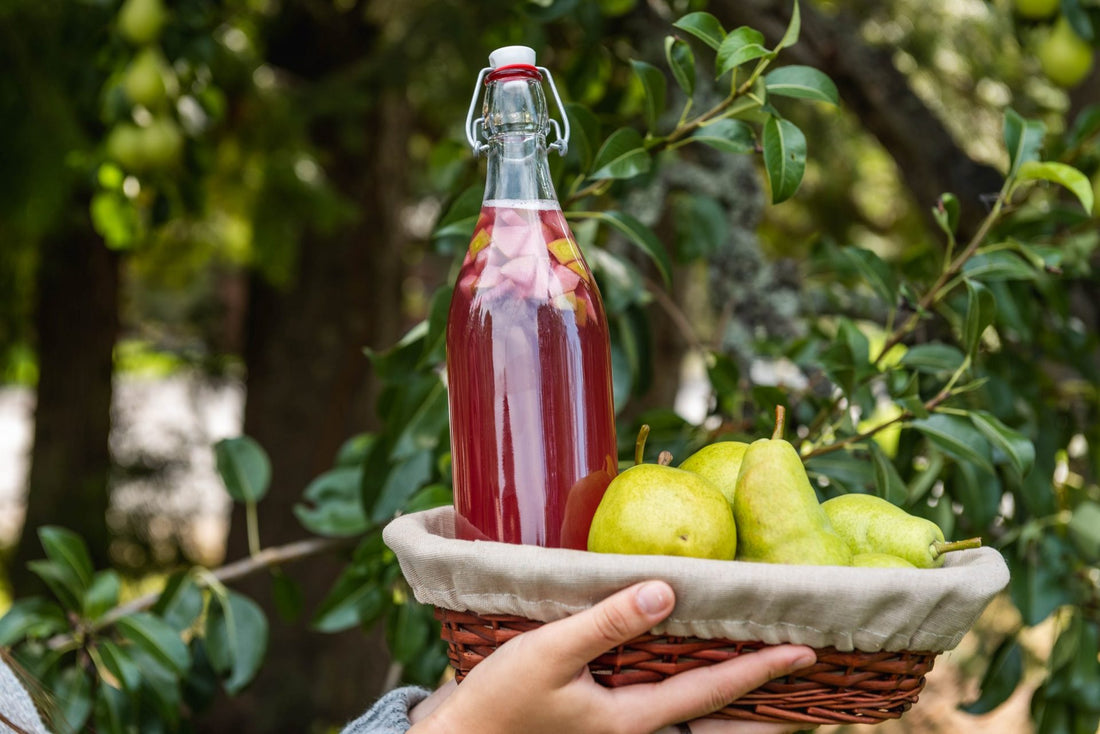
[{"x1": 447, "y1": 200, "x2": 617, "y2": 548}]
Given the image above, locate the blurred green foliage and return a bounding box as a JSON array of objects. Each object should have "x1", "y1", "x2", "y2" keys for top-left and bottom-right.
[{"x1": 1, "y1": 0, "x2": 1099, "y2": 731}]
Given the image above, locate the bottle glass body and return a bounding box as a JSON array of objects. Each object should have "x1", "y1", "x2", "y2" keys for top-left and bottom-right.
[{"x1": 446, "y1": 69, "x2": 617, "y2": 548}]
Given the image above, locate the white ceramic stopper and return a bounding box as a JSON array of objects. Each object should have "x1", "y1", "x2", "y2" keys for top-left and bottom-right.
[{"x1": 489, "y1": 46, "x2": 536, "y2": 69}]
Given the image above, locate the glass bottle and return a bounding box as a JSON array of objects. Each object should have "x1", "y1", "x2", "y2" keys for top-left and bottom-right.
[{"x1": 446, "y1": 46, "x2": 617, "y2": 548}]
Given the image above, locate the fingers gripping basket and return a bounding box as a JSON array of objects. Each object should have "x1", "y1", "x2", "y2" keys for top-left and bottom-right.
[{"x1": 384, "y1": 508, "x2": 1010, "y2": 725}]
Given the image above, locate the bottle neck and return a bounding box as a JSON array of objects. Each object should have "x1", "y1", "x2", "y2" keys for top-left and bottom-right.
[
  {"x1": 482, "y1": 72, "x2": 558, "y2": 205},
  {"x1": 483, "y1": 134, "x2": 556, "y2": 204}
]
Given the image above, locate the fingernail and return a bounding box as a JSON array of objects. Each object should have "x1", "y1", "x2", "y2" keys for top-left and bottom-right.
[
  {"x1": 636, "y1": 582, "x2": 671, "y2": 615},
  {"x1": 791, "y1": 651, "x2": 816, "y2": 670}
]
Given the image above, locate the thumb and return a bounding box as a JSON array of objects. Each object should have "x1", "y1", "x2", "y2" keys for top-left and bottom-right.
[{"x1": 537, "y1": 581, "x2": 675, "y2": 677}]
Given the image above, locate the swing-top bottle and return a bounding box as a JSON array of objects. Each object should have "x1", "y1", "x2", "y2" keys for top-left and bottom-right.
[{"x1": 446, "y1": 46, "x2": 618, "y2": 548}]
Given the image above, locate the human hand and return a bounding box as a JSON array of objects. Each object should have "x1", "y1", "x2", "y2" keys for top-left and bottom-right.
[{"x1": 408, "y1": 581, "x2": 817, "y2": 734}]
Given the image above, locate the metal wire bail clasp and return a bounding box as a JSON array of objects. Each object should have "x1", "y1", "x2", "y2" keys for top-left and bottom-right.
[{"x1": 464, "y1": 64, "x2": 571, "y2": 159}]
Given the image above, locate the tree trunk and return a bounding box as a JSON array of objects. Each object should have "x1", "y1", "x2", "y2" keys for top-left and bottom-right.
[
  {"x1": 10, "y1": 217, "x2": 118, "y2": 594},
  {"x1": 710, "y1": 0, "x2": 1005, "y2": 238},
  {"x1": 197, "y1": 86, "x2": 411, "y2": 734}
]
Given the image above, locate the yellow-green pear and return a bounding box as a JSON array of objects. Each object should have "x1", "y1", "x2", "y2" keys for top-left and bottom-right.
[
  {"x1": 733, "y1": 407, "x2": 852, "y2": 566},
  {"x1": 852, "y1": 552, "x2": 916, "y2": 568},
  {"x1": 589, "y1": 426, "x2": 736, "y2": 560},
  {"x1": 678, "y1": 441, "x2": 749, "y2": 506},
  {"x1": 822, "y1": 494, "x2": 980, "y2": 569},
  {"x1": 588, "y1": 464, "x2": 736, "y2": 560}
]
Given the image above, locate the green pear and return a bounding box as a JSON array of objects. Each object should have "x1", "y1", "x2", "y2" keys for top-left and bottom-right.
[
  {"x1": 852, "y1": 552, "x2": 916, "y2": 569},
  {"x1": 733, "y1": 407, "x2": 852, "y2": 566},
  {"x1": 589, "y1": 427, "x2": 736, "y2": 560},
  {"x1": 678, "y1": 441, "x2": 748, "y2": 507},
  {"x1": 588, "y1": 464, "x2": 736, "y2": 560},
  {"x1": 822, "y1": 494, "x2": 980, "y2": 569}
]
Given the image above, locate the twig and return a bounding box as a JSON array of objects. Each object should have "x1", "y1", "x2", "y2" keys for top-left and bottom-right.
[
  {"x1": 874, "y1": 189, "x2": 1007, "y2": 364},
  {"x1": 802, "y1": 386, "x2": 954, "y2": 460},
  {"x1": 48, "y1": 534, "x2": 358, "y2": 649}
]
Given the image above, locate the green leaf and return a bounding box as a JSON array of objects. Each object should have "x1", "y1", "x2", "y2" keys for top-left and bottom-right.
[
  {"x1": 589, "y1": 248, "x2": 647, "y2": 313},
  {"x1": 706, "y1": 351, "x2": 740, "y2": 419},
  {"x1": 763, "y1": 65, "x2": 837, "y2": 104},
  {"x1": 964, "y1": 280, "x2": 997, "y2": 358},
  {"x1": 841, "y1": 246, "x2": 897, "y2": 305},
  {"x1": 294, "y1": 465, "x2": 369, "y2": 537},
  {"x1": 359, "y1": 435, "x2": 393, "y2": 519},
  {"x1": 665, "y1": 36, "x2": 695, "y2": 96},
  {"x1": 951, "y1": 460, "x2": 1002, "y2": 530},
  {"x1": 630, "y1": 59, "x2": 666, "y2": 132},
  {"x1": 386, "y1": 600, "x2": 431, "y2": 665},
  {"x1": 97, "y1": 639, "x2": 143, "y2": 692},
  {"x1": 312, "y1": 572, "x2": 386, "y2": 633},
  {"x1": 1067, "y1": 501, "x2": 1100, "y2": 561},
  {"x1": 776, "y1": 0, "x2": 801, "y2": 50},
  {"x1": 963, "y1": 251, "x2": 1039, "y2": 282},
  {"x1": 0, "y1": 597, "x2": 68, "y2": 645},
  {"x1": 83, "y1": 570, "x2": 121, "y2": 621},
  {"x1": 334, "y1": 433, "x2": 374, "y2": 469},
  {"x1": 52, "y1": 664, "x2": 93, "y2": 734},
  {"x1": 1003, "y1": 108, "x2": 1046, "y2": 180},
  {"x1": 805, "y1": 450, "x2": 875, "y2": 496},
  {"x1": 27, "y1": 559, "x2": 83, "y2": 611},
  {"x1": 431, "y1": 184, "x2": 482, "y2": 242},
  {"x1": 370, "y1": 450, "x2": 434, "y2": 522},
  {"x1": 716, "y1": 27, "x2": 770, "y2": 77},
  {"x1": 899, "y1": 343, "x2": 966, "y2": 374},
  {"x1": 116, "y1": 612, "x2": 190, "y2": 676},
  {"x1": 205, "y1": 591, "x2": 268, "y2": 694},
  {"x1": 38, "y1": 526, "x2": 94, "y2": 590},
  {"x1": 762, "y1": 116, "x2": 806, "y2": 203},
  {"x1": 1016, "y1": 161, "x2": 1095, "y2": 214},
  {"x1": 691, "y1": 119, "x2": 755, "y2": 154},
  {"x1": 130, "y1": 647, "x2": 181, "y2": 728},
  {"x1": 672, "y1": 12, "x2": 725, "y2": 51},
  {"x1": 391, "y1": 376, "x2": 449, "y2": 460},
  {"x1": 94, "y1": 683, "x2": 129, "y2": 734},
  {"x1": 589, "y1": 127, "x2": 651, "y2": 180},
  {"x1": 214, "y1": 436, "x2": 272, "y2": 504},
  {"x1": 565, "y1": 103, "x2": 602, "y2": 174},
  {"x1": 419, "y1": 283, "x2": 453, "y2": 368},
  {"x1": 969, "y1": 410, "x2": 1035, "y2": 479},
  {"x1": 1066, "y1": 104, "x2": 1100, "y2": 149},
  {"x1": 818, "y1": 322, "x2": 865, "y2": 396},
  {"x1": 933, "y1": 193, "x2": 960, "y2": 237},
  {"x1": 962, "y1": 636, "x2": 1023, "y2": 714},
  {"x1": 672, "y1": 193, "x2": 729, "y2": 261},
  {"x1": 912, "y1": 413, "x2": 994, "y2": 474},
  {"x1": 575, "y1": 210, "x2": 673, "y2": 288},
  {"x1": 869, "y1": 441, "x2": 907, "y2": 505},
  {"x1": 402, "y1": 483, "x2": 454, "y2": 514},
  {"x1": 154, "y1": 572, "x2": 204, "y2": 633}
]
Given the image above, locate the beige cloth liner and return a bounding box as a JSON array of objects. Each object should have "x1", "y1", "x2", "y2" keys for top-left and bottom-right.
[{"x1": 385, "y1": 507, "x2": 1010, "y2": 653}]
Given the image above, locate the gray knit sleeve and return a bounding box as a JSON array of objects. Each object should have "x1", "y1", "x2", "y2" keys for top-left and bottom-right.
[
  {"x1": 0, "y1": 656, "x2": 50, "y2": 734},
  {"x1": 340, "y1": 686, "x2": 433, "y2": 734}
]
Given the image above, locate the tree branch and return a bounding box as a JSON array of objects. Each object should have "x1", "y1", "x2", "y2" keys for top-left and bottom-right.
[
  {"x1": 709, "y1": 0, "x2": 1005, "y2": 239},
  {"x1": 49, "y1": 534, "x2": 359, "y2": 649}
]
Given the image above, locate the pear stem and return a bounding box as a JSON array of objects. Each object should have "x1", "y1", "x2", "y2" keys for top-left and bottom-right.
[
  {"x1": 657, "y1": 450, "x2": 673, "y2": 466},
  {"x1": 931, "y1": 537, "x2": 982, "y2": 558},
  {"x1": 772, "y1": 405, "x2": 786, "y2": 441},
  {"x1": 635, "y1": 424, "x2": 651, "y2": 466}
]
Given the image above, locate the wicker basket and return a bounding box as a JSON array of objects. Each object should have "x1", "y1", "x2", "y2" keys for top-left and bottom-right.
[
  {"x1": 383, "y1": 508, "x2": 1010, "y2": 726},
  {"x1": 434, "y1": 607, "x2": 937, "y2": 725}
]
